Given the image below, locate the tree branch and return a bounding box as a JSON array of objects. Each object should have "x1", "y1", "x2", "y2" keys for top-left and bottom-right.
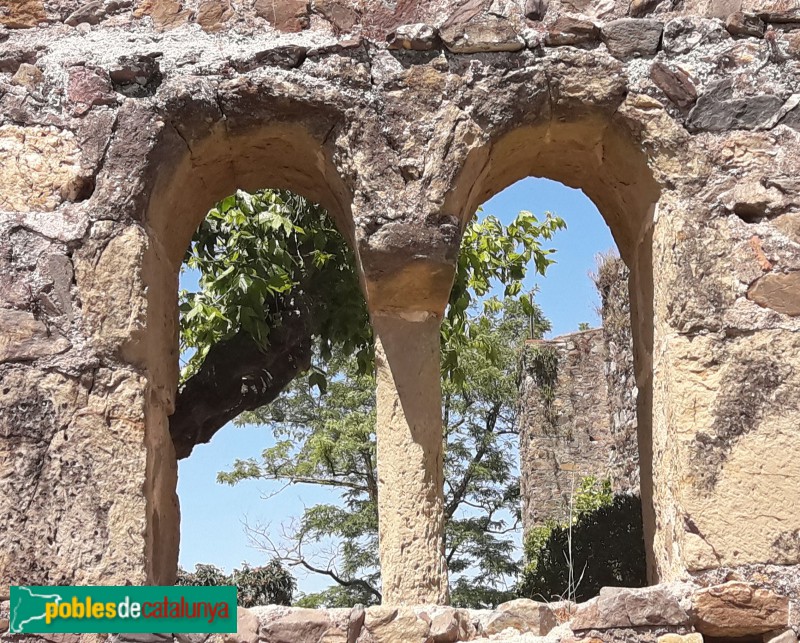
[
  {"x1": 295, "y1": 558, "x2": 382, "y2": 602},
  {"x1": 170, "y1": 309, "x2": 312, "y2": 459}
]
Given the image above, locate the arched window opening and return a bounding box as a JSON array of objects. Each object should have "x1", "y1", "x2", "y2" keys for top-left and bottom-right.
[{"x1": 174, "y1": 187, "x2": 366, "y2": 606}]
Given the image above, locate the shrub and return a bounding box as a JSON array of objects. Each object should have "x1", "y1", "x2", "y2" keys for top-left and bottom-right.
[
  {"x1": 177, "y1": 559, "x2": 295, "y2": 607},
  {"x1": 518, "y1": 478, "x2": 647, "y2": 603}
]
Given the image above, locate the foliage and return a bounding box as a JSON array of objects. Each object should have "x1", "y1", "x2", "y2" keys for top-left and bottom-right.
[
  {"x1": 443, "y1": 210, "x2": 564, "y2": 386},
  {"x1": 525, "y1": 343, "x2": 559, "y2": 430},
  {"x1": 518, "y1": 477, "x2": 646, "y2": 603},
  {"x1": 591, "y1": 251, "x2": 630, "y2": 341},
  {"x1": 180, "y1": 191, "x2": 564, "y2": 391},
  {"x1": 578, "y1": 322, "x2": 591, "y2": 331},
  {"x1": 220, "y1": 298, "x2": 550, "y2": 608},
  {"x1": 176, "y1": 560, "x2": 295, "y2": 607},
  {"x1": 179, "y1": 189, "x2": 369, "y2": 385},
  {"x1": 180, "y1": 189, "x2": 565, "y2": 607},
  {"x1": 572, "y1": 476, "x2": 613, "y2": 516}
]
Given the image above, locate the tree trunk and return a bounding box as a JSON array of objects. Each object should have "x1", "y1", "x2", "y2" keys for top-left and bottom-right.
[{"x1": 170, "y1": 311, "x2": 312, "y2": 459}]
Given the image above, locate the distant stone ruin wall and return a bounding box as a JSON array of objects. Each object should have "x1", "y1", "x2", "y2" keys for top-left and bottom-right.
[
  {"x1": 519, "y1": 256, "x2": 638, "y2": 533},
  {"x1": 597, "y1": 256, "x2": 640, "y2": 492}
]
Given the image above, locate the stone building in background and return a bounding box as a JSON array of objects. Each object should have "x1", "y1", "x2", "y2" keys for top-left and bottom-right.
[{"x1": 519, "y1": 255, "x2": 638, "y2": 533}]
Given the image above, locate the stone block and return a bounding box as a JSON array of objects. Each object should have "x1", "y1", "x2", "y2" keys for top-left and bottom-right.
[
  {"x1": 571, "y1": 585, "x2": 690, "y2": 630},
  {"x1": 693, "y1": 582, "x2": 790, "y2": 637},
  {"x1": 650, "y1": 62, "x2": 697, "y2": 109},
  {"x1": 546, "y1": 16, "x2": 599, "y2": 46},
  {"x1": 602, "y1": 18, "x2": 663, "y2": 58},
  {"x1": 725, "y1": 11, "x2": 766, "y2": 36},
  {"x1": 362, "y1": 606, "x2": 431, "y2": 642},
  {"x1": 254, "y1": 0, "x2": 309, "y2": 32},
  {"x1": 747, "y1": 272, "x2": 800, "y2": 316},
  {"x1": 0, "y1": 309, "x2": 71, "y2": 363},
  {"x1": 484, "y1": 599, "x2": 559, "y2": 635},
  {"x1": 260, "y1": 608, "x2": 333, "y2": 643},
  {"x1": 0, "y1": 125, "x2": 84, "y2": 212},
  {"x1": 0, "y1": 0, "x2": 46, "y2": 27},
  {"x1": 387, "y1": 23, "x2": 440, "y2": 50},
  {"x1": 440, "y1": 16, "x2": 524, "y2": 53}
]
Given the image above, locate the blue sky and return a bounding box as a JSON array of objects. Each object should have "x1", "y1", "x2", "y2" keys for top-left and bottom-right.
[{"x1": 176, "y1": 177, "x2": 615, "y2": 595}]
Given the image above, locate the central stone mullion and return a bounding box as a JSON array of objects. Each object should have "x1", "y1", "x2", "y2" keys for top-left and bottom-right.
[{"x1": 372, "y1": 312, "x2": 449, "y2": 605}]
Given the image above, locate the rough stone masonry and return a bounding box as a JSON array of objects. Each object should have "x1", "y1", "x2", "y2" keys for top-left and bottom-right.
[
  {"x1": 518, "y1": 256, "x2": 640, "y2": 533},
  {"x1": 1, "y1": 0, "x2": 800, "y2": 627}
]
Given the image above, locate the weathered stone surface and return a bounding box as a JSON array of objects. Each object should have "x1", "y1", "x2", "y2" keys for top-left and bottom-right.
[
  {"x1": 687, "y1": 79, "x2": 784, "y2": 131},
  {"x1": 347, "y1": 604, "x2": 365, "y2": 643},
  {"x1": 260, "y1": 609, "x2": 333, "y2": 643},
  {"x1": 11, "y1": 62, "x2": 44, "y2": 88},
  {"x1": 693, "y1": 582, "x2": 790, "y2": 636},
  {"x1": 363, "y1": 606, "x2": 431, "y2": 642},
  {"x1": 780, "y1": 105, "x2": 800, "y2": 131},
  {"x1": 74, "y1": 227, "x2": 148, "y2": 358},
  {"x1": 314, "y1": 0, "x2": 359, "y2": 33},
  {"x1": 546, "y1": 16, "x2": 599, "y2": 45},
  {"x1": 0, "y1": 44, "x2": 36, "y2": 73},
  {"x1": 747, "y1": 272, "x2": 800, "y2": 315},
  {"x1": 67, "y1": 66, "x2": 117, "y2": 110},
  {"x1": 630, "y1": 0, "x2": 663, "y2": 17},
  {"x1": 0, "y1": 125, "x2": 84, "y2": 212},
  {"x1": 373, "y1": 315, "x2": 449, "y2": 605},
  {"x1": 650, "y1": 62, "x2": 697, "y2": 108},
  {"x1": 525, "y1": 0, "x2": 549, "y2": 20},
  {"x1": 520, "y1": 326, "x2": 637, "y2": 529},
  {"x1": 65, "y1": 1, "x2": 106, "y2": 25},
  {"x1": 195, "y1": 0, "x2": 233, "y2": 31},
  {"x1": 254, "y1": 0, "x2": 309, "y2": 32},
  {"x1": 709, "y1": 0, "x2": 741, "y2": 18},
  {"x1": 602, "y1": 18, "x2": 663, "y2": 57},
  {"x1": 764, "y1": 629, "x2": 799, "y2": 643},
  {"x1": 0, "y1": 309, "x2": 70, "y2": 363},
  {"x1": 662, "y1": 16, "x2": 730, "y2": 54},
  {"x1": 658, "y1": 634, "x2": 704, "y2": 643},
  {"x1": 429, "y1": 608, "x2": 474, "y2": 642},
  {"x1": 484, "y1": 599, "x2": 558, "y2": 635},
  {"x1": 0, "y1": 0, "x2": 46, "y2": 27},
  {"x1": 440, "y1": 15, "x2": 523, "y2": 52},
  {"x1": 133, "y1": 0, "x2": 192, "y2": 29},
  {"x1": 387, "y1": 23, "x2": 440, "y2": 50},
  {"x1": 726, "y1": 11, "x2": 766, "y2": 36},
  {"x1": 783, "y1": 31, "x2": 800, "y2": 57},
  {"x1": 758, "y1": 6, "x2": 800, "y2": 23},
  {"x1": 108, "y1": 54, "x2": 161, "y2": 96},
  {"x1": 221, "y1": 607, "x2": 258, "y2": 643},
  {"x1": 4, "y1": 0, "x2": 800, "y2": 612},
  {"x1": 571, "y1": 586, "x2": 690, "y2": 630}
]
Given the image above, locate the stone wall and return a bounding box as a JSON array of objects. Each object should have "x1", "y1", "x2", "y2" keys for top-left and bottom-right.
[
  {"x1": 597, "y1": 257, "x2": 640, "y2": 492},
  {"x1": 519, "y1": 330, "x2": 616, "y2": 529},
  {"x1": 3, "y1": 0, "x2": 800, "y2": 604},
  {"x1": 3, "y1": 581, "x2": 796, "y2": 643},
  {"x1": 519, "y1": 256, "x2": 639, "y2": 532}
]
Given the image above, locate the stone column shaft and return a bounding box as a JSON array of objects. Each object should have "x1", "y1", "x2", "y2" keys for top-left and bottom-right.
[{"x1": 373, "y1": 313, "x2": 449, "y2": 605}]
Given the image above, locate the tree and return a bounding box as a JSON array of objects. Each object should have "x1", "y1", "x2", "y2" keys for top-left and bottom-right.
[
  {"x1": 174, "y1": 189, "x2": 564, "y2": 457},
  {"x1": 176, "y1": 560, "x2": 295, "y2": 607},
  {"x1": 177, "y1": 189, "x2": 564, "y2": 605},
  {"x1": 221, "y1": 297, "x2": 550, "y2": 608},
  {"x1": 173, "y1": 190, "x2": 368, "y2": 458}
]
